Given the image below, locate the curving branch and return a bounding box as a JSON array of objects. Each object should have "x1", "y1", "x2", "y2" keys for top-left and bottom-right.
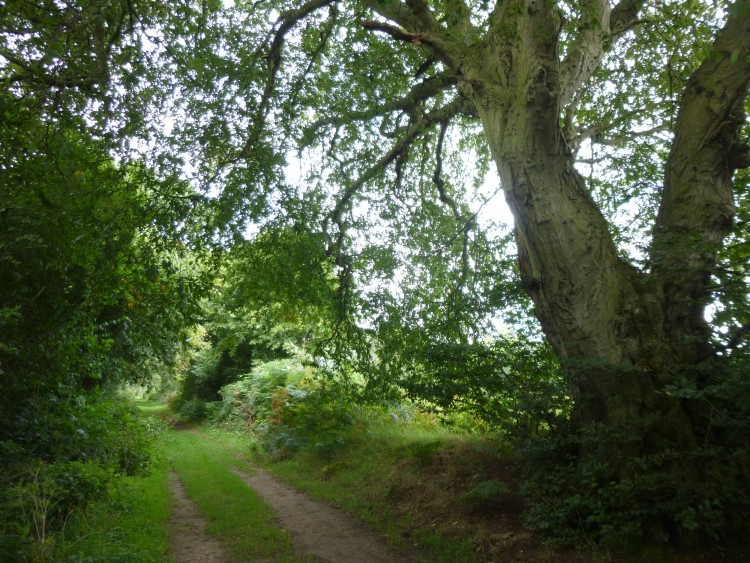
[
  {"x1": 322, "y1": 98, "x2": 465, "y2": 257},
  {"x1": 650, "y1": 0, "x2": 750, "y2": 354},
  {"x1": 433, "y1": 119, "x2": 473, "y2": 309},
  {"x1": 304, "y1": 72, "x2": 458, "y2": 141},
  {"x1": 242, "y1": 0, "x2": 337, "y2": 157},
  {"x1": 559, "y1": 0, "x2": 645, "y2": 109},
  {"x1": 360, "y1": 1, "x2": 462, "y2": 66},
  {"x1": 362, "y1": 0, "x2": 438, "y2": 33},
  {"x1": 432, "y1": 120, "x2": 461, "y2": 221},
  {"x1": 288, "y1": 4, "x2": 340, "y2": 109}
]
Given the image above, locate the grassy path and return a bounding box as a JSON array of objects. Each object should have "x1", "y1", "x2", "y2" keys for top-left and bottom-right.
[
  {"x1": 54, "y1": 403, "x2": 301, "y2": 562},
  {"x1": 165, "y1": 428, "x2": 299, "y2": 562},
  {"x1": 167, "y1": 471, "x2": 227, "y2": 562}
]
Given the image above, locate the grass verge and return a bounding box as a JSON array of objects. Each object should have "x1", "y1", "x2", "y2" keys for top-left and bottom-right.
[
  {"x1": 202, "y1": 407, "x2": 541, "y2": 563},
  {"x1": 253, "y1": 420, "x2": 493, "y2": 563},
  {"x1": 54, "y1": 459, "x2": 171, "y2": 562}
]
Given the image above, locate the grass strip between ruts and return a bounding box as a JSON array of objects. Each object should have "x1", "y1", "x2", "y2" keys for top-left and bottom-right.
[{"x1": 165, "y1": 428, "x2": 304, "y2": 562}]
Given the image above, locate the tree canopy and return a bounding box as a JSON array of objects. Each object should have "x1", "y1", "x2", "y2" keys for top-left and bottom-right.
[
  {"x1": 127, "y1": 0, "x2": 749, "y2": 362},
  {"x1": 2, "y1": 0, "x2": 750, "y2": 550}
]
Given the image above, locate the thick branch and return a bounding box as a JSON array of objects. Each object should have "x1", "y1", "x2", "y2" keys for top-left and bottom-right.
[
  {"x1": 559, "y1": 0, "x2": 645, "y2": 108},
  {"x1": 441, "y1": 0, "x2": 475, "y2": 37},
  {"x1": 651, "y1": 0, "x2": 750, "y2": 351},
  {"x1": 359, "y1": 18, "x2": 458, "y2": 65},
  {"x1": 404, "y1": 0, "x2": 439, "y2": 30},
  {"x1": 361, "y1": 1, "x2": 463, "y2": 67},
  {"x1": 610, "y1": 0, "x2": 644, "y2": 35},
  {"x1": 362, "y1": 0, "x2": 437, "y2": 33}
]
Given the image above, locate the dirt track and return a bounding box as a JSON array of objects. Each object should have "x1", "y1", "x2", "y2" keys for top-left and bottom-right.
[
  {"x1": 167, "y1": 431, "x2": 411, "y2": 562},
  {"x1": 233, "y1": 467, "x2": 412, "y2": 563},
  {"x1": 168, "y1": 472, "x2": 228, "y2": 562}
]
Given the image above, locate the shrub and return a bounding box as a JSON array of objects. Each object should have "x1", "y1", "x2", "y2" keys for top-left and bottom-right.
[
  {"x1": 521, "y1": 360, "x2": 750, "y2": 549},
  {"x1": 397, "y1": 336, "x2": 570, "y2": 438},
  {"x1": 0, "y1": 394, "x2": 160, "y2": 561},
  {"x1": 178, "y1": 398, "x2": 208, "y2": 422},
  {"x1": 219, "y1": 359, "x2": 309, "y2": 426},
  {"x1": 220, "y1": 359, "x2": 356, "y2": 459}
]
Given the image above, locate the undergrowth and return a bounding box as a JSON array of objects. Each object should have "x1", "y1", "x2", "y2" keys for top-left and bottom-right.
[
  {"x1": 210, "y1": 360, "x2": 566, "y2": 562},
  {"x1": 521, "y1": 360, "x2": 750, "y2": 550},
  {"x1": 0, "y1": 394, "x2": 163, "y2": 562},
  {"x1": 53, "y1": 457, "x2": 171, "y2": 562}
]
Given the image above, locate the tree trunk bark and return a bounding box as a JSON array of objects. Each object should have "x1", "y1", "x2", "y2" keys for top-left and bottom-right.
[
  {"x1": 461, "y1": 0, "x2": 750, "y2": 448},
  {"x1": 362, "y1": 0, "x2": 750, "y2": 541},
  {"x1": 366, "y1": 0, "x2": 750, "y2": 450}
]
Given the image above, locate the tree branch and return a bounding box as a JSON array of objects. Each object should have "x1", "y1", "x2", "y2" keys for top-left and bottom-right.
[
  {"x1": 441, "y1": 0, "x2": 475, "y2": 37},
  {"x1": 361, "y1": 1, "x2": 461, "y2": 66},
  {"x1": 570, "y1": 103, "x2": 672, "y2": 154},
  {"x1": 433, "y1": 120, "x2": 461, "y2": 221},
  {"x1": 242, "y1": 0, "x2": 337, "y2": 157},
  {"x1": 404, "y1": 0, "x2": 439, "y2": 30},
  {"x1": 362, "y1": 0, "x2": 437, "y2": 33},
  {"x1": 288, "y1": 4, "x2": 339, "y2": 109},
  {"x1": 304, "y1": 72, "x2": 458, "y2": 141},
  {"x1": 323, "y1": 98, "x2": 464, "y2": 257},
  {"x1": 559, "y1": 0, "x2": 645, "y2": 108},
  {"x1": 1, "y1": 47, "x2": 99, "y2": 92},
  {"x1": 610, "y1": 0, "x2": 644, "y2": 36},
  {"x1": 650, "y1": 0, "x2": 750, "y2": 352}
]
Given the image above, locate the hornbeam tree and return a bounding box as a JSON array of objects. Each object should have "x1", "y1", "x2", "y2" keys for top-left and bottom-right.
[
  {"x1": 153, "y1": 0, "x2": 750, "y2": 540},
  {"x1": 169, "y1": 0, "x2": 750, "y2": 433}
]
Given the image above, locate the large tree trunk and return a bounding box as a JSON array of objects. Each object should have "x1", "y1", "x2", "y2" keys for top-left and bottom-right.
[
  {"x1": 364, "y1": 0, "x2": 750, "y2": 448},
  {"x1": 361, "y1": 0, "x2": 750, "y2": 542},
  {"x1": 459, "y1": 0, "x2": 750, "y2": 446}
]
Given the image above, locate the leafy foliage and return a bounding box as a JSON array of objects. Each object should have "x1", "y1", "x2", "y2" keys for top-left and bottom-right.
[
  {"x1": 0, "y1": 117, "x2": 210, "y2": 452},
  {"x1": 219, "y1": 358, "x2": 357, "y2": 459},
  {"x1": 3, "y1": 0, "x2": 750, "y2": 554},
  {"x1": 0, "y1": 396, "x2": 162, "y2": 560},
  {"x1": 0, "y1": 5, "x2": 214, "y2": 558},
  {"x1": 381, "y1": 334, "x2": 569, "y2": 437}
]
